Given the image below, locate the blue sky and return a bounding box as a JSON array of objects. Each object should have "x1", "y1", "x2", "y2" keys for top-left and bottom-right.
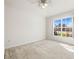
[
  {"x1": 54, "y1": 19, "x2": 61, "y2": 26},
  {"x1": 54, "y1": 17, "x2": 72, "y2": 27},
  {"x1": 62, "y1": 17, "x2": 72, "y2": 26}
]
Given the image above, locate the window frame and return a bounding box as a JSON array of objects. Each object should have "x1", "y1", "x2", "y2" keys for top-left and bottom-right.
[{"x1": 53, "y1": 16, "x2": 74, "y2": 38}]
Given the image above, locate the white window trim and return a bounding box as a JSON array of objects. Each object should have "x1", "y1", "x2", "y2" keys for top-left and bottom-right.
[{"x1": 53, "y1": 16, "x2": 74, "y2": 38}]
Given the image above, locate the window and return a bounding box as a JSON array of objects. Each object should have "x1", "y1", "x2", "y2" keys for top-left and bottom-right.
[{"x1": 53, "y1": 16, "x2": 73, "y2": 37}]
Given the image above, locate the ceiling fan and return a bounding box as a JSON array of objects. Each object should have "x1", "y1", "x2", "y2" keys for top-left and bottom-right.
[
  {"x1": 39, "y1": 0, "x2": 48, "y2": 8},
  {"x1": 26, "y1": 0, "x2": 51, "y2": 8}
]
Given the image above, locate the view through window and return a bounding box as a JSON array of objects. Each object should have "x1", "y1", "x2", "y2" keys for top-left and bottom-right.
[{"x1": 53, "y1": 16, "x2": 73, "y2": 37}]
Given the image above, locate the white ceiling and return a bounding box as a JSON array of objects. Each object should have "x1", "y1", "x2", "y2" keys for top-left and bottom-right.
[{"x1": 5, "y1": 0, "x2": 74, "y2": 17}]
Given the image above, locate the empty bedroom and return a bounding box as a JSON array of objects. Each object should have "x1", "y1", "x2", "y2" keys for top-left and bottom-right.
[{"x1": 4, "y1": 0, "x2": 74, "y2": 59}]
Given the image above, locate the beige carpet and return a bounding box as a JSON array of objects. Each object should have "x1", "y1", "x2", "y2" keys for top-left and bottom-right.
[{"x1": 5, "y1": 40, "x2": 73, "y2": 59}]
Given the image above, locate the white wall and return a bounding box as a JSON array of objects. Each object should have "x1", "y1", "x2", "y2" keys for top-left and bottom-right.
[
  {"x1": 5, "y1": 2, "x2": 46, "y2": 48},
  {"x1": 46, "y1": 10, "x2": 74, "y2": 45}
]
